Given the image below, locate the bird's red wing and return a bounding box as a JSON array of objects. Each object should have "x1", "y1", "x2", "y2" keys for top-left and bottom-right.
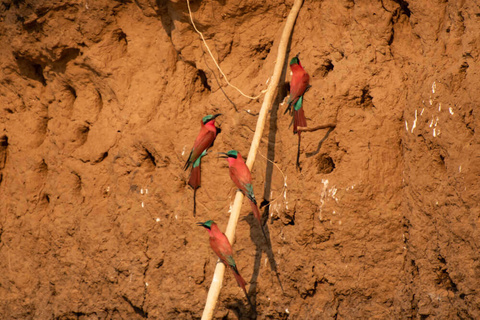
[
  {"x1": 290, "y1": 71, "x2": 310, "y2": 101},
  {"x1": 210, "y1": 233, "x2": 233, "y2": 265},
  {"x1": 301, "y1": 72, "x2": 310, "y2": 92},
  {"x1": 229, "y1": 162, "x2": 252, "y2": 192},
  {"x1": 228, "y1": 166, "x2": 243, "y2": 191},
  {"x1": 190, "y1": 129, "x2": 215, "y2": 163}
]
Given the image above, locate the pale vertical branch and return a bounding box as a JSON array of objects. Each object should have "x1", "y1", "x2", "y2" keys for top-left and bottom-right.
[{"x1": 201, "y1": 0, "x2": 304, "y2": 319}]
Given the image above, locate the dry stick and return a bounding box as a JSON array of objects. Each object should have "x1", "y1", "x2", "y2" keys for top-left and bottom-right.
[
  {"x1": 200, "y1": 0, "x2": 305, "y2": 319},
  {"x1": 297, "y1": 123, "x2": 337, "y2": 132}
]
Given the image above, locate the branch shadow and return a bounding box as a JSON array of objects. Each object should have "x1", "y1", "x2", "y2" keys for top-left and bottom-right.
[
  {"x1": 226, "y1": 297, "x2": 256, "y2": 319},
  {"x1": 242, "y1": 27, "x2": 294, "y2": 314},
  {"x1": 201, "y1": 50, "x2": 238, "y2": 111},
  {"x1": 244, "y1": 214, "x2": 283, "y2": 317},
  {"x1": 262, "y1": 32, "x2": 291, "y2": 220},
  {"x1": 305, "y1": 127, "x2": 335, "y2": 158}
]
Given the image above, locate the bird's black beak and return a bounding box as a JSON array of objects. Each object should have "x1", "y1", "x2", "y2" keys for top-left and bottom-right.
[
  {"x1": 296, "y1": 52, "x2": 300, "y2": 58},
  {"x1": 217, "y1": 152, "x2": 228, "y2": 159},
  {"x1": 197, "y1": 221, "x2": 211, "y2": 230},
  {"x1": 212, "y1": 113, "x2": 222, "y2": 119}
]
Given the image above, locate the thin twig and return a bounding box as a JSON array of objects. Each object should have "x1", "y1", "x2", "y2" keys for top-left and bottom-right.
[
  {"x1": 297, "y1": 123, "x2": 337, "y2": 132},
  {"x1": 186, "y1": 0, "x2": 267, "y2": 100}
]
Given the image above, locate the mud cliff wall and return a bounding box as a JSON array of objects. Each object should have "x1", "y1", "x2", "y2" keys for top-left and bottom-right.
[{"x1": 0, "y1": 0, "x2": 479, "y2": 319}]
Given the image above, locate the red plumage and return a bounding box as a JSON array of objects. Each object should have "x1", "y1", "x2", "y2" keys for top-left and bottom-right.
[
  {"x1": 185, "y1": 115, "x2": 221, "y2": 216},
  {"x1": 189, "y1": 165, "x2": 201, "y2": 216},
  {"x1": 232, "y1": 266, "x2": 247, "y2": 291},
  {"x1": 249, "y1": 200, "x2": 263, "y2": 230},
  {"x1": 294, "y1": 106, "x2": 307, "y2": 135},
  {"x1": 207, "y1": 223, "x2": 234, "y2": 266},
  {"x1": 188, "y1": 165, "x2": 201, "y2": 190},
  {"x1": 287, "y1": 63, "x2": 310, "y2": 112},
  {"x1": 201, "y1": 221, "x2": 252, "y2": 306},
  {"x1": 184, "y1": 119, "x2": 219, "y2": 170},
  {"x1": 226, "y1": 153, "x2": 253, "y2": 198},
  {"x1": 225, "y1": 151, "x2": 267, "y2": 240}
]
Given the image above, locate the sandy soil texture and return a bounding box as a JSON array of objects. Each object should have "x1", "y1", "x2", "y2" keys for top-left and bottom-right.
[{"x1": 1, "y1": 0, "x2": 479, "y2": 319}]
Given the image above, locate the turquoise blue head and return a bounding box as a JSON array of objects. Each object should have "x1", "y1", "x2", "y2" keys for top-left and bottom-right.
[
  {"x1": 202, "y1": 114, "x2": 222, "y2": 124},
  {"x1": 197, "y1": 220, "x2": 215, "y2": 229},
  {"x1": 226, "y1": 150, "x2": 238, "y2": 159},
  {"x1": 218, "y1": 150, "x2": 238, "y2": 159},
  {"x1": 290, "y1": 56, "x2": 300, "y2": 66}
]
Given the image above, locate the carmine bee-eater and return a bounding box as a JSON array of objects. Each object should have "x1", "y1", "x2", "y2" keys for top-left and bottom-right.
[
  {"x1": 184, "y1": 114, "x2": 222, "y2": 170},
  {"x1": 189, "y1": 150, "x2": 207, "y2": 216},
  {"x1": 184, "y1": 114, "x2": 221, "y2": 216},
  {"x1": 219, "y1": 150, "x2": 267, "y2": 240},
  {"x1": 197, "y1": 220, "x2": 253, "y2": 307},
  {"x1": 285, "y1": 54, "x2": 310, "y2": 115}
]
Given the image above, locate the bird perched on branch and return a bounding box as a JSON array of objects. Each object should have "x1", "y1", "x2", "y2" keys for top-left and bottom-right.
[
  {"x1": 197, "y1": 220, "x2": 253, "y2": 307},
  {"x1": 218, "y1": 150, "x2": 267, "y2": 241},
  {"x1": 184, "y1": 114, "x2": 221, "y2": 215},
  {"x1": 285, "y1": 54, "x2": 310, "y2": 115}
]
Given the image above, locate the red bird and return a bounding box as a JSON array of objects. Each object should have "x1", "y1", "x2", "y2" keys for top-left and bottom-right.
[
  {"x1": 184, "y1": 114, "x2": 221, "y2": 216},
  {"x1": 285, "y1": 54, "x2": 310, "y2": 115},
  {"x1": 184, "y1": 114, "x2": 221, "y2": 170},
  {"x1": 219, "y1": 150, "x2": 267, "y2": 240},
  {"x1": 197, "y1": 220, "x2": 253, "y2": 307}
]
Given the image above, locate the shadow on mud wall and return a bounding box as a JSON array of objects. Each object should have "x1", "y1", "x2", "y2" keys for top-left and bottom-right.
[{"x1": 238, "y1": 33, "x2": 293, "y2": 316}]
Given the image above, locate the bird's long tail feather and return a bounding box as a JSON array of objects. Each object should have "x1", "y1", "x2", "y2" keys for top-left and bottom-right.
[
  {"x1": 193, "y1": 189, "x2": 197, "y2": 217},
  {"x1": 293, "y1": 107, "x2": 307, "y2": 135},
  {"x1": 231, "y1": 266, "x2": 254, "y2": 308},
  {"x1": 250, "y1": 200, "x2": 268, "y2": 241},
  {"x1": 232, "y1": 266, "x2": 246, "y2": 290},
  {"x1": 188, "y1": 166, "x2": 201, "y2": 216},
  {"x1": 188, "y1": 165, "x2": 201, "y2": 190}
]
